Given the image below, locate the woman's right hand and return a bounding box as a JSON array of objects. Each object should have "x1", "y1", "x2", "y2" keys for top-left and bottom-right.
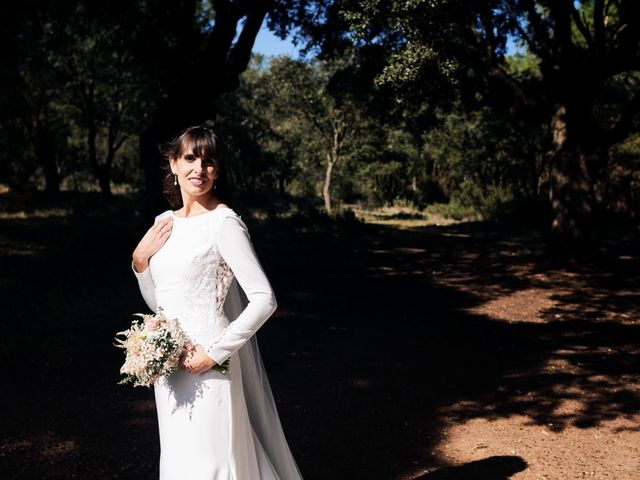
[{"x1": 132, "y1": 216, "x2": 173, "y2": 272}]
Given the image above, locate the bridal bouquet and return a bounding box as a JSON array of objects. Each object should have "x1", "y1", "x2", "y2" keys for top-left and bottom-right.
[{"x1": 115, "y1": 308, "x2": 228, "y2": 387}]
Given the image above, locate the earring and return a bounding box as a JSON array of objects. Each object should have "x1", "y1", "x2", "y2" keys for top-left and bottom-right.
[{"x1": 173, "y1": 174, "x2": 177, "y2": 186}]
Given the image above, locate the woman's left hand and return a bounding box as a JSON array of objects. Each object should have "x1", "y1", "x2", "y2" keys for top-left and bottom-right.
[{"x1": 179, "y1": 344, "x2": 217, "y2": 374}]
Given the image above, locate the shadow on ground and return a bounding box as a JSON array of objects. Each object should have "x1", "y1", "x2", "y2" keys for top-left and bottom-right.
[
  {"x1": 417, "y1": 455, "x2": 527, "y2": 479},
  {"x1": 0, "y1": 195, "x2": 638, "y2": 479}
]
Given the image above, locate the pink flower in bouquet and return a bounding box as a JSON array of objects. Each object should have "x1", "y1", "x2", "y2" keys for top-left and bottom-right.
[{"x1": 145, "y1": 317, "x2": 160, "y2": 331}]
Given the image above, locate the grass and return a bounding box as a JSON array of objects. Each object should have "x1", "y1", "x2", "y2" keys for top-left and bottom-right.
[{"x1": 348, "y1": 201, "x2": 480, "y2": 228}]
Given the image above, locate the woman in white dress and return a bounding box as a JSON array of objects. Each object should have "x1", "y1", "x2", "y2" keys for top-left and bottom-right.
[{"x1": 131, "y1": 126, "x2": 303, "y2": 480}]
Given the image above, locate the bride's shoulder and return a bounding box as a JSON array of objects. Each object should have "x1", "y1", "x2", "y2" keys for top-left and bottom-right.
[
  {"x1": 212, "y1": 206, "x2": 246, "y2": 231},
  {"x1": 153, "y1": 210, "x2": 173, "y2": 223}
]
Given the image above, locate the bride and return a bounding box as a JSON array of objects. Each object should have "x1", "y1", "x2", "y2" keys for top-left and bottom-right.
[{"x1": 131, "y1": 126, "x2": 303, "y2": 479}]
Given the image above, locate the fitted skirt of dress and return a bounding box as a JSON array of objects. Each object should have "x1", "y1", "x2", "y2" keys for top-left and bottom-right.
[{"x1": 154, "y1": 351, "x2": 281, "y2": 480}]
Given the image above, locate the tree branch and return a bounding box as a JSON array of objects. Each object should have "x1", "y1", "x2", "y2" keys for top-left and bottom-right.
[
  {"x1": 552, "y1": 0, "x2": 573, "y2": 55},
  {"x1": 593, "y1": 0, "x2": 605, "y2": 56},
  {"x1": 114, "y1": 134, "x2": 128, "y2": 153},
  {"x1": 206, "y1": 0, "x2": 239, "y2": 71},
  {"x1": 520, "y1": 0, "x2": 553, "y2": 60},
  {"x1": 570, "y1": 1, "x2": 594, "y2": 51},
  {"x1": 511, "y1": 16, "x2": 540, "y2": 57},
  {"x1": 227, "y1": 1, "x2": 271, "y2": 78}
]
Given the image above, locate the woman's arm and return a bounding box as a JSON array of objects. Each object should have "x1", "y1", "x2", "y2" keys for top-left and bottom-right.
[
  {"x1": 131, "y1": 262, "x2": 158, "y2": 312},
  {"x1": 131, "y1": 215, "x2": 173, "y2": 312},
  {"x1": 204, "y1": 214, "x2": 278, "y2": 365}
]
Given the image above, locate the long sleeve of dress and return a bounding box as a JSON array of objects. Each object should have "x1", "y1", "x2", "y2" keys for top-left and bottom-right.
[
  {"x1": 131, "y1": 212, "x2": 170, "y2": 313},
  {"x1": 131, "y1": 262, "x2": 158, "y2": 312},
  {"x1": 205, "y1": 214, "x2": 278, "y2": 365}
]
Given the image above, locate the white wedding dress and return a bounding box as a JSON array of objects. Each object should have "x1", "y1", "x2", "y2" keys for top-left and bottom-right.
[{"x1": 132, "y1": 207, "x2": 303, "y2": 480}]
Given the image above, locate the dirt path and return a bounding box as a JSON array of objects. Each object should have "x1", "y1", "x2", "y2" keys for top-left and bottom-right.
[
  {"x1": 1, "y1": 203, "x2": 638, "y2": 479},
  {"x1": 385, "y1": 224, "x2": 640, "y2": 479},
  {"x1": 422, "y1": 274, "x2": 640, "y2": 480}
]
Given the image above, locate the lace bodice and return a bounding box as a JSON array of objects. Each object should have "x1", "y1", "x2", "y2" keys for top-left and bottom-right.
[{"x1": 132, "y1": 208, "x2": 277, "y2": 365}]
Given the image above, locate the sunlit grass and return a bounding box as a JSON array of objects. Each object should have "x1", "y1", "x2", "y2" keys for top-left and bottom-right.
[
  {"x1": 348, "y1": 202, "x2": 480, "y2": 227},
  {"x1": 0, "y1": 189, "x2": 139, "y2": 221},
  {"x1": 0, "y1": 208, "x2": 72, "y2": 220}
]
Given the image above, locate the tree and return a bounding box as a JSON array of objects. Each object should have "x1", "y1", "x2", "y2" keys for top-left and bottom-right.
[
  {"x1": 264, "y1": 56, "x2": 365, "y2": 212},
  {"x1": 0, "y1": 0, "x2": 149, "y2": 197},
  {"x1": 58, "y1": 3, "x2": 147, "y2": 199},
  {"x1": 424, "y1": 106, "x2": 549, "y2": 217},
  {"x1": 337, "y1": 0, "x2": 640, "y2": 239},
  {"x1": 215, "y1": 55, "x2": 298, "y2": 199},
  {"x1": 0, "y1": 0, "x2": 70, "y2": 195}
]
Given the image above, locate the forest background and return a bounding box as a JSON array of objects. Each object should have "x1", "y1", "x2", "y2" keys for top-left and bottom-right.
[{"x1": 2, "y1": 0, "x2": 638, "y2": 239}]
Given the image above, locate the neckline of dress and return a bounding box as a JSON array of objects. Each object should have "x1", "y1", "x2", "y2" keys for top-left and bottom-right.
[{"x1": 171, "y1": 207, "x2": 232, "y2": 220}]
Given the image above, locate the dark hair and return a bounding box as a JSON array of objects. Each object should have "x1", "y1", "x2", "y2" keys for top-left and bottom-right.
[{"x1": 161, "y1": 126, "x2": 230, "y2": 209}]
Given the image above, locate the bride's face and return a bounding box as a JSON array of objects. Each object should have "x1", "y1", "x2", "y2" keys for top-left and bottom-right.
[{"x1": 170, "y1": 152, "x2": 218, "y2": 199}]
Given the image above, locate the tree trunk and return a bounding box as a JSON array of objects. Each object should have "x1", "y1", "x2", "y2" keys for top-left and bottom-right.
[
  {"x1": 38, "y1": 140, "x2": 60, "y2": 196},
  {"x1": 87, "y1": 123, "x2": 113, "y2": 200},
  {"x1": 35, "y1": 120, "x2": 60, "y2": 196},
  {"x1": 99, "y1": 140, "x2": 117, "y2": 200},
  {"x1": 549, "y1": 104, "x2": 593, "y2": 241},
  {"x1": 323, "y1": 154, "x2": 335, "y2": 213},
  {"x1": 527, "y1": 150, "x2": 541, "y2": 201},
  {"x1": 545, "y1": 1, "x2": 598, "y2": 244},
  {"x1": 97, "y1": 169, "x2": 112, "y2": 199},
  {"x1": 323, "y1": 127, "x2": 342, "y2": 213}
]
